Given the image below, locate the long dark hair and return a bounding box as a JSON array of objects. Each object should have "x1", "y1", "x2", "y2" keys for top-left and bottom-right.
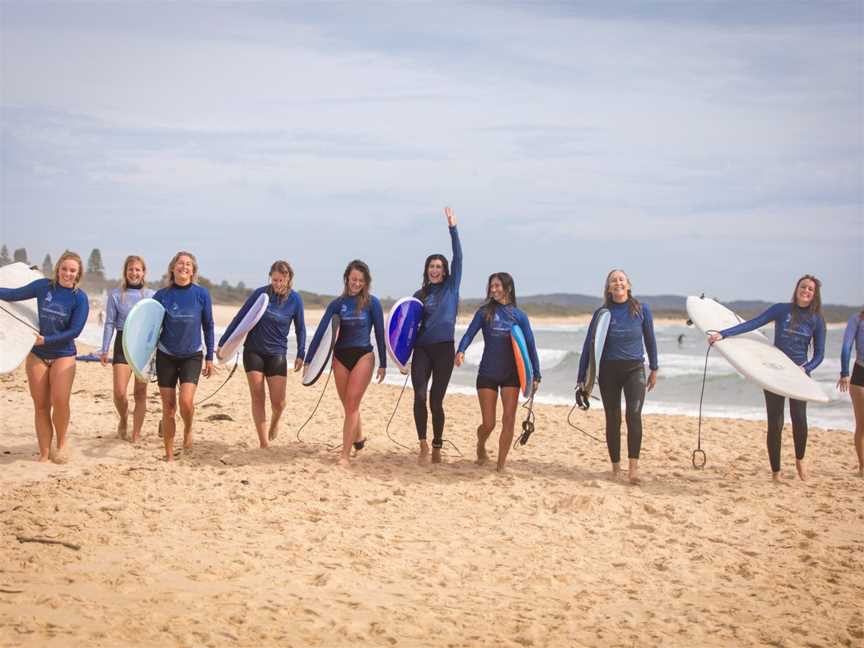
[
  {"x1": 483, "y1": 272, "x2": 516, "y2": 322},
  {"x1": 342, "y1": 259, "x2": 372, "y2": 313},
  {"x1": 602, "y1": 269, "x2": 642, "y2": 318},
  {"x1": 417, "y1": 254, "x2": 450, "y2": 302},
  {"x1": 789, "y1": 274, "x2": 823, "y2": 326}
]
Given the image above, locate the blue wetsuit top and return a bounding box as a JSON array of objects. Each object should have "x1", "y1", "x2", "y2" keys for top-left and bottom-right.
[
  {"x1": 100, "y1": 285, "x2": 155, "y2": 354},
  {"x1": 457, "y1": 303, "x2": 541, "y2": 381},
  {"x1": 840, "y1": 313, "x2": 864, "y2": 377},
  {"x1": 306, "y1": 295, "x2": 387, "y2": 368},
  {"x1": 720, "y1": 302, "x2": 825, "y2": 375},
  {"x1": 0, "y1": 279, "x2": 90, "y2": 360},
  {"x1": 218, "y1": 286, "x2": 306, "y2": 359},
  {"x1": 153, "y1": 283, "x2": 215, "y2": 360},
  {"x1": 413, "y1": 226, "x2": 462, "y2": 346},
  {"x1": 577, "y1": 302, "x2": 659, "y2": 384}
]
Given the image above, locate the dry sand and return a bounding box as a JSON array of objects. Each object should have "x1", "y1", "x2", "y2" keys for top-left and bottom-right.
[{"x1": 1, "y1": 357, "x2": 863, "y2": 647}]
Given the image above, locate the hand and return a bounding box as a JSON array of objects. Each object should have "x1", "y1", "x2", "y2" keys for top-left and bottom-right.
[
  {"x1": 707, "y1": 333, "x2": 722, "y2": 345},
  {"x1": 454, "y1": 351, "x2": 464, "y2": 367},
  {"x1": 647, "y1": 369, "x2": 658, "y2": 392},
  {"x1": 215, "y1": 347, "x2": 224, "y2": 361},
  {"x1": 376, "y1": 367, "x2": 386, "y2": 384},
  {"x1": 294, "y1": 357, "x2": 304, "y2": 372},
  {"x1": 202, "y1": 360, "x2": 214, "y2": 378},
  {"x1": 100, "y1": 353, "x2": 109, "y2": 366},
  {"x1": 532, "y1": 379, "x2": 540, "y2": 395},
  {"x1": 837, "y1": 376, "x2": 850, "y2": 393},
  {"x1": 444, "y1": 206, "x2": 456, "y2": 227},
  {"x1": 34, "y1": 335, "x2": 45, "y2": 346}
]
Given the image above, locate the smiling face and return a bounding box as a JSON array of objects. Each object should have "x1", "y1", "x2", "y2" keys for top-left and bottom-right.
[
  {"x1": 795, "y1": 278, "x2": 816, "y2": 308},
  {"x1": 426, "y1": 257, "x2": 446, "y2": 284},
  {"x1": 270, "y1": 271, "x2": 290, "y2": 296},
  {"x1": 489, "y1": 277, "x2": 508, "y2": 304},
  {"x1": 172, "y1": 255, "x2": 195, "y2": 286},
  {"x1": 606, "y1": 270, "x2": 631, "y2": 304},
  {"x1": 57, "y1": 258, "x2": 81, "y2": 288},
  {"x1": 125, "y1": 260, "x2": 145, "y2": 286},
  {"x1": 346, "y1": 269, "x2": 366, "y2": 296}
]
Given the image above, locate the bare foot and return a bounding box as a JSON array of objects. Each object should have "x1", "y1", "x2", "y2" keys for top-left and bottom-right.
[
  {"x1": 431, "y1": 446, "x2": 442, "y2": 464},
  {"x1": 268, "y1": 425, "x2": 278, "y2": 442},
  {"x1": 795, "y1": 460, "x2": 808, "y2": 481},
  {"x1": 117, "y1": 417, "x2": 128, "y2": 441},
  {"x1": 858, "y1": 466, "x2": 864, "y2": 478},
  {"x1": 183, "y1": 432, "x2": 193, "y2": 450},
  {"x1": 37, "y1": 454, "x2": 51, "y2": 463},
  {"x1": 418, "y1": 441, "x2": 430, "y2": 465},
  {"x1": 610, "y1": 462, "x2": 622, "y2": 480},
  {"x1": 476, "y1": 427, "x2": 491, "y2": 465},
  {"x1": 131, "y1": 432, "x2": 141, "y2": 444},
  {"x1": 628, "y1": 459, "x2": 640, "y2": 484},
  {"x1": 259, "y1": 441, "x2": 269, "y2": 450},
  {"x1": 52, "y1": 446, "x2": 69, "y2": 465},
  {"x1": 772, "y1": 471, "x2": 782, "y2": 482},
  {"x1": 338, "y1": 455, "x2": 351, "y2": 467}
]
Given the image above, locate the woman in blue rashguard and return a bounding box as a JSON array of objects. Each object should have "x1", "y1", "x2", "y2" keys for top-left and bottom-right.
[
  {"x1": 708, "y1": 274, "x2": 826, "y2": 481},
  {"x1": 837, "y1": 306, "x2": 864, "y2": 477},
  {"x1": 578, "y1": 269, "x2": 658, "y2": 484},
  {"x1": 152, "y1": 251, "x2": 215, "y2": 461},
  {"x1": 455, "y1": 272, "x2": 540, "y2": 472},
  {"x1": 305, "y1": 260, "x2": 386, "y2": 467},
  {"x1": 218, "y1": 260, "x2": 306, "y2": 449},
  {"x1": 0, "y1": 251, "x2": 89, "y2": 463},
  {"x1": 99, "y1": 255, "x2": 154, "y2": 443},
  {"x1": 412, "y1": 207, "x2": 462, "y2": 464}
]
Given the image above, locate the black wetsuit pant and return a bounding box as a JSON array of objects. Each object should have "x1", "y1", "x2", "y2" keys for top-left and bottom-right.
[
  {"x1": 411, "y1": 341, "x2": 455, "y2": 447},
  {"x1": 598, "y1": 360, "x2": 646, "y2": 463},
  {"x1": 764, "y1": 391, "x2": 808, "y2": 473}
]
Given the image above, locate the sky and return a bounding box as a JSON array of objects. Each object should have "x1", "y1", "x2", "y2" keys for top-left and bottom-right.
[{"x1": 1, "y1": 1, "x2": 862, "y2": 304}]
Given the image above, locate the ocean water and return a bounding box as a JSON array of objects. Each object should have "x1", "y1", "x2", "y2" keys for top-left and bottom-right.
[{"x1": 78, "y1": 321, "x2": 854, "y2": 432}]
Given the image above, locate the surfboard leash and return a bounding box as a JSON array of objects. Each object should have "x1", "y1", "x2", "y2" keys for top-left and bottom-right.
[
  {"x1": 513, "y1": 391, "x2": 536, "y2": 449},
  {"x1": 295, "y1": 365, "x2": 334, "y2": 443},
  {"x1": 692, "y1": 332, "x2": 718, "y2": 469},
  {"x1": 195, "y1": 353, "x2": 239, "y2": 406},
  {"x1": 566, "y1": 401, "x2": 605, "y2": 444},
  {"x1": 0, "y1": 303, "x2": 40, "y2": 334},
  {"x1": 383, "y1": 372, "x2": 414, "y2": 451}
]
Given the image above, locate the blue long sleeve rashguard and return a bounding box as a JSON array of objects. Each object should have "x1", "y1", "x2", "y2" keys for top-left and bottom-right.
[
  {"x1": 719, "y1": 302, "x2": 825, "y2": 375},
  {"x1": 153, "y1": 283, "x2": 215, "y2": 360},
  {"x1": 100, "y1": 286, "x2": 155, "y2": 354},
  {"x1": 0, "y1": 279, "x2": 89, "y2": 360},
  {"x1": 577, "y1": 302, "x2": 659, "y2": 384},
  {"x1": 413, "y1": 225, "x2": 462, "y2": 346},
  {"x1": 306, "y1": 295, "x2": 387, "y2": 368},
  {"x1": 840, "y1": 313, "x2": 864, "y2": 377},
  {"x1": 218, "y1": 286, "x2": 306, "y2": 359},
  {"x1": 457, "y1": 304, "x2": 541, "y2": 381}
]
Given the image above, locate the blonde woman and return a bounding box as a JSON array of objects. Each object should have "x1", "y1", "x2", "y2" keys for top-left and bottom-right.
[
  {"x1": 152, "y1": 251, "x2": 215, "y2": 461},
  {"x1": 100, "y1": 255, "x2": 154, "y2": 443},
  {"x1": 0, "y1": 251, "x2": 90, "y2": 462}
]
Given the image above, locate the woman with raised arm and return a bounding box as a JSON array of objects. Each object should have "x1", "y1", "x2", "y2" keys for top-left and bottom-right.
[
  {"x1": 218, "y1": 261, "x2": 306, "y2": 448},
  {"x1": 455, "y1": 272, "x2": 540, "y2": 472},
  {"x1": 305, "y1": 260, "x2": 386, "y2": 466},
  {"x1": 152, "y1": 251, "x2": 215, "y2": 461},
  {"x1": 837, "y1": 306, "x2": 864, "y2": 477},
  {"x1": 100, "y1": 255, "x2": 154, "y2": 443},
  {"x1": 0, "y1": 251, "x2": 89, "y2": 463},
  {"x1": 577, "y1": 269, "x2": 658, "y2": 484},
  {"x1": 708, "y1": 275, "x2": 826, "y2": 481},
  {"x1": 412, "y1": 207, "x2": 462, "y2": 464}
]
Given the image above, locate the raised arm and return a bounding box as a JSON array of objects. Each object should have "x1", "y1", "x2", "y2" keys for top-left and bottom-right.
[{"x1": 446, "y1": 207, "x2": 462, "y2": 288}]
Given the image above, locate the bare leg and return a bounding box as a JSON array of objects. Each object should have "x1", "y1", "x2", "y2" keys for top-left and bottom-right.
[
  {"x1": 333, "y1": 355, "x2": 374, "y2": 466},
  {"x1": 25, "y1": 354, "x2": 52, "y2": 462},
  {"x1": 159, "y1": 387, "x2": 177, "y2": 461},
  {"x1": 850, "y1": 384, "x2": 864, "y2": 476},
  {"x1": 178, "y1": 382, "x2": 197, "y2": 449},
  {"x1": 131, "y1": 378, "x2": 147, "y2": 442},
  {"x1": 266, "y1": 374, "x2": 287, "y2": 442},
  {"x1": 476, "y1": 388, "x2": 498, "y2": 465},
  {"x1": 48, "y1": 357, "x2": 76, "y2": 462},
  {"x1": 246, "y1": 371, "x2": 268, "y2": 448},
  {"x1": 496, "y1": 387, "x2": 519, "y2": 472},
  {"x1": 628, "y1": 458, "x2": 641, "y2": 484},
  {"x1": 113, "y1": 363, "x2": 132, "y2": 439}
]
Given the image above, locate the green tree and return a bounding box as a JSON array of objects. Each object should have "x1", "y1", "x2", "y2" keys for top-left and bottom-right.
[
  {"x1": 86, "y1": 248, "x2": 106, "y2": 285},
  {"x1": 13, "y1": 248, "x2": 29, "y2": 265},
  {"x1": 41, "y1": 253, "x2": 53, "y2": 277},
  {"x1": 0, "y1": 245, "x2": 10, "y2": 266}
]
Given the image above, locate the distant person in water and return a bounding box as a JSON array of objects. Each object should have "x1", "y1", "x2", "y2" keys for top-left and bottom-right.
[
  {"x1": 708, "y1": 275, "x2": 825, "y2": 481},
  {"x1": 152, "y1": 251, "x2": 215, "y2": 461},
  {"x1": 0, "y1": 251, "x2": 89, "y2": 463},
  {"x1": 305, "y1": 260, "x2": 386, "y2": 467},
  {"x1": 677, "y1": 333, "x2": 685, "y2": 346},
  {"x1": 218, "y1": 261, "x2": 305, "y2": 449},
  {"x1": 837, "y1": 305, "x2": 864, "y2": 477},
  {"x1": 577, "y1": 269, "x2": 658, "y2": 484},
  {"x1": 412, "y1": 207, "x2": 462, "y2": 464},
  {"x1": 456, "y1": 272, "x2": 540, "y2": 472},
  {"x1": 100, "y1": 255, "x2": 155, "y2": 443}
]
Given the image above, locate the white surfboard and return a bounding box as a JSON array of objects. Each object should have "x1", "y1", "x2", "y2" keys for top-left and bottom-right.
[
  {"x1": 216, "y1": 292, "x2": 269, "y2": 364},
  {"x1": 686, "y1": 296, "x2": 829, "y2": 403},
  {"x1": 122, "y1": 298, "x2": 165, "y2": 382},
  {"x1": 0, "y1": 263, "x2": 43, "y2": 374},
  {"x1": 302, "y1": 315, "x2": 340, "y2": 386},
  {"x1": 584, "y1": 308, "x2": 610, "y2": 396}
]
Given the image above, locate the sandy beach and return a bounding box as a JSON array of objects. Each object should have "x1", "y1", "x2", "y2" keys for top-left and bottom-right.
[{"x1": 1, "y1": 349, "x2": 862, "y2": 648}]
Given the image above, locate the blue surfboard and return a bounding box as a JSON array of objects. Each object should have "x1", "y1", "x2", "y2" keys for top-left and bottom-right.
[
  {"x1": 386, "y1": 297, "x2": 424, "y2": 372},
  {"x1": 510, "y1": 324, "x2": 534, "y2": 398},
  {"x1": 122, "y1": 298, "x2": 165, "y2": 382},
  {"x1": 584, "y1": 308, "x2": 610, "y2": 396}
]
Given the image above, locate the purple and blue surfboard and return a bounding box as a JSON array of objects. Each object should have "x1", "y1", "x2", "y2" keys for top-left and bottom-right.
[{"x1": 386, "y1": 297, "x2": 424, "y2": 372}]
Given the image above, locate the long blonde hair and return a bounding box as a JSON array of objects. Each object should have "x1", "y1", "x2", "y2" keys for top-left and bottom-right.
[
  {"x1": 341, "y1": 260, "x2": 371, "y2": 313},
  {"x1": 52, "y1": 251, "x2": 84, "y2": 290},
  {"x1": 120, "y1": 255, "x2": 147, "y2": 303},
  {"x1": 165, "y1": 251, "x2": 199, "y2": 286}
]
